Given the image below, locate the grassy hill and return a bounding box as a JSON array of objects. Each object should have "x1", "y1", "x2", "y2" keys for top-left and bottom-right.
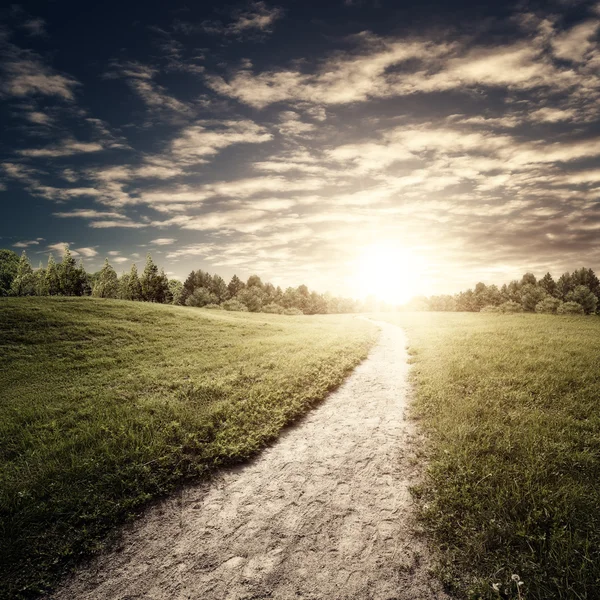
[
  {"x1": 0, "y1": 298, "x2": 377, "y2": 599},
  {"x1": 379, "y1": 312, "x2": 600, "y2": 599}
]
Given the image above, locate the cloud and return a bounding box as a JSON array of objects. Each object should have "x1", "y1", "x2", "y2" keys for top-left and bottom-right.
[
  {"x1": 107, "y1": 61, "x2": 191, "y2": 116},
  {"x1": 18, "y1": 140, "x2": 104, "y2": 158},
  {"x1": 1, "y1": 42, "x2": 79, "y2": 100},
  {"x1": 206, "y1": 36, "x2": 443, "y2": 107},
  {"x1": 75, "y1": 247, "x2": 98, "y2": 257},
  {"x1": 22, "y1": 18, "x2": 46, "y2": 36},
  {"x1": 150, "y1": 238, "x2": 177, "y2": 245},
  {"x1": 53, "y1": 209, "x2": 128, "y2": 219},
  {"x1": 25, "y1": 110, "x2": 54, "y2": 126},
  {"x1": 88, "y1": 220, "x2": 146, "y2": 229},
  {"x1": 13, "y1": 239, "x2": 40, "y2": 248},
  {"x1": 47, "y1": 242, "x2": 77, "y2": 255},
  {"x1": 199, "y1": 1, "x2": 284, "y2": 38},
  {"x1": 551, "y1": 19, "x2": 600, "y2": 62},
  {"x1": 170, "y1": 120, "x2": 272, "y2": 161}
]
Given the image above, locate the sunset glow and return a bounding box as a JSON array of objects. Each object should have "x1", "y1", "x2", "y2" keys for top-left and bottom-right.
[{"x1": 351, "y1": 244, "x2": 430, "y2": 305}]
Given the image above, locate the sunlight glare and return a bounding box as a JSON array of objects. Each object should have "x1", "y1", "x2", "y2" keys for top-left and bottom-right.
[{"x1": 350, "y1": 243, "x2": 428, "y2": 304}]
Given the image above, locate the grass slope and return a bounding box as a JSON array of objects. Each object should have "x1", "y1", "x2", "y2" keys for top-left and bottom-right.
[
  {"x1": 378, "y1": 312, "x2": 600, "y2": 599},
  {"x1": 0, "y1": 298, "x2": 377, "y2": 599}
]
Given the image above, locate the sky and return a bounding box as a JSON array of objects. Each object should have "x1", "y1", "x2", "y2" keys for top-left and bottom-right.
[{"x1": 1, "y1": 0, "x2": 600, "y2": 300}]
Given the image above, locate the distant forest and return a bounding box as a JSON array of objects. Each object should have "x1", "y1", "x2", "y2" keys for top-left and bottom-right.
[
  {"x1": 410, "y1": 268, "x2": 600, "y2": 315},
  {"x1": 0, "y1": 247, "x2": 362, "y2": 315}
]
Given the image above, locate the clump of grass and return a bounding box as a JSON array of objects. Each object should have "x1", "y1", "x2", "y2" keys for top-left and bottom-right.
[
  {"x1": 378, "y1": 312, "x2": 600, "y2": 599},
  {"x1": 0, "y1": 297, "x2": 377, "y2": 598}
]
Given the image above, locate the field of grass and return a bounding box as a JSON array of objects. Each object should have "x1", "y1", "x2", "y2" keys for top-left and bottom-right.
[
  {"x1": 0, "y1": 297, "x2": 377, "y2": 599},
  {"x1": 378, "y1": 312, "x2": 600, "y2": 599}
]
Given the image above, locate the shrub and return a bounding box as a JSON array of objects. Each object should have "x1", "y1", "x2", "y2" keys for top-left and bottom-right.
[
  {"x1": 185, "y1": 287, "x2": 218, "y2": 307},
  {"x1": 480, "y1": 305, "x2": 500, "y2": 313},
  {"x1": 557, "y1": 301, "x2": 584, "y2": 315},
  {"x1": 499, "y1": 300, "x2": 523, "y2": 313},
  {"x1": 535, "y1": 296, "x2": 562, "y2": 314},
  {"x1": 262, "y1": 303, "x2": 284, "y2": 314},
  {"x1": 203, "y1": 303, "x2": 223, "y2": 310},
  {"x1": 283, "y1": 307, "x2": 304, "y2": 315},
  {"x1": 222, "y1": 299, "x2": 249, "y2": 312}
]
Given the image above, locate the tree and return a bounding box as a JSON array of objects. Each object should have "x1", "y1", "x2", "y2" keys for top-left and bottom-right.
[
  {"x1": 227, "y1": 274, "x2": 245, "y2": 298},
  {"x1": 34, "y1": 262, "x2": 48, "y2": 296},
  {"x1": 44, "y1": 254, "x2": 61, "y2": 295},
  {"x1": 0, "y1": 249, "x2": 20, "y2": 296},
  {"x1": 236, "y1": 286, "x2": 264, "y2": 312},
  {"x1": 10, "y1": 251, "x2": 36, "y2": 296},
  {"x1": 127, "y1": 264, "x2": 143, "y2": 300},
  {"x1": 521, "y1": 272, "x2": 537, "y2": 286},
  {"x1": 185, "y1": 287, "x2": 217, "y2": 307},
  {"x1": 555, "y1": 273, "x2": 573, "y2": 300},
  {"x1": 567, "y1": 285, "x2": 597, "y2": 314},
  {"x1": 539, "y1": 272, "x2": 557, "y2": 297},
  {"x1": 570, "y1": 268, "x2": 600, "y2": 298},
  {"x1": 92, "y1": 259, "x2": 119, "y2": 298},
  {"x1": 247, "y1": 274, "x2": 264, "y2": 289},
  {"x1": 140, "y1": 255, "x2": 168, "y2": 302},
  {"x1": 211, "y1": 275, "x2": 229, "y2": 302},
  {"x1": 520, "y1": 284, "x2": 547, "y2": 312},
  {"x1": 169, "y1": 279, "x2": 184, "y2": 305},
  {"x1": 59, "y1": 246, "x2": 80, "y2": 296}
]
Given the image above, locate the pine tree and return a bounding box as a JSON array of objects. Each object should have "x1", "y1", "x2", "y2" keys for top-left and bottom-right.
[
  {"x1": 59, "y1": 246, "x2": 78, "y2": 296},
  {"x1": 75, "y1": 259, "x2": 90, "y2": 296},
  {"x1": 127, "y1": 263, "x2": 143, "y2": 300},
  {"x1": 539, "y1": 272, "x2": 556, "y2": 296},
  {"x1": 227, "y1": 274, "x2": 245, "y2": 297},
  {"x1": 10, "y1": 251, "x2": 36, "y2": 296},
  {"x1": 92, "y1": 259, "x2": 119, "y2": 298},
  {"x1": 34, "y1": 262, "x2": 48, "y2": 296},
  {"x1": 211, "y1": 274, "x2": 229, "y2": 302},
  {"x1": 45, "y1": 254, "x2": 61, "y2": 295},
  {"x1": 140, "y1": 254, "x2": 168, "y2": 302}
]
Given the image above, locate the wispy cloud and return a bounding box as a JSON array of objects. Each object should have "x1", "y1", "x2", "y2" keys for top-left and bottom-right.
[
  {"x1": 13, "y1": 239, "x2": 42, "y2": 248},
  {"x1": 75, "y1": 247, "x2": 98, "y2": 257},
  {"x1": 0, "y1": 40, "x2": 79, "y2": 100},
  {"x1": 150, "y1": 238, "x2": 177, "y2": 245},
  {"x1": 18, "y1": 140, "x2": 104, "y2": 158},
  {"x1": 190, "y1": 1, "x2": 284, "y2": 39}
]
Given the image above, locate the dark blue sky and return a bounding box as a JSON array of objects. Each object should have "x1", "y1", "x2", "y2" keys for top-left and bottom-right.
[{"x1": 1, "y1": 0, "x2": 599, "y2": 297}]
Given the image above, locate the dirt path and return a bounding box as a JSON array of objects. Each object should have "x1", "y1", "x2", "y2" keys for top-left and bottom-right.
[{"x1": 53, "y1": 321, "x2": 448, "y2": 600}]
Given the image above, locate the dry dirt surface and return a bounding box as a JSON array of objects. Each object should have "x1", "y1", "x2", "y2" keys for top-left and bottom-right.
[{"x1": 53, "y1": 320, "x2": 449, "y2": 600}]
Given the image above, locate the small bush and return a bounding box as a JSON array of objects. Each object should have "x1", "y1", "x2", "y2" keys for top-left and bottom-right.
[
  {"x1": 480, "y1": 305, "x2": 500, "y2": 313},
  {"x1": 203, "y1": 303, "x2": 223, "y2": 310},
  {"x1": 283, "y1": 307, "x2": 304, "y2": 315},
  {"x1": 557, "y1": 301, "x2": 584, "y2": 315},
  {"x1": 222, "y1": 299, "x2": 249, "y2": 312},
  {"x1": 262, "y1": 303, "x2": 284, "y2": 314},
  {"x1": 535, "y1": 296, "x2": 561, "y2": 314},
  {"x1": 499, "y1": 300, "x2": 523, "y2": 313}
]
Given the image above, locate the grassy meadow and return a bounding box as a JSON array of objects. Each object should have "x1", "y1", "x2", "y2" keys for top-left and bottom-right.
[
  {"x1": 378, "y1": 312, "x2": 600, "y2": 599},
  {"x1": 0, "y1": 297, "x2": 377, "y2": 598}
]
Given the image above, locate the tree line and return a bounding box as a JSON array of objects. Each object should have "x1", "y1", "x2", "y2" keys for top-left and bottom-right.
[
  {"x1": 410, "y1": 268, "x2": 600, "y2": 315},
  {"x1": 0, "y1": 247, "x2": 361, "y2": 314}
]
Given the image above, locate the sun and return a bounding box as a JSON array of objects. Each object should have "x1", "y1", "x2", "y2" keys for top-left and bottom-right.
[{"x1": 350, "y1": 242, "x2": 428, "y2": 304}]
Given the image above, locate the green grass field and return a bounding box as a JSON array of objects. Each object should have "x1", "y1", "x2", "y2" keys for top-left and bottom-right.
[
  {"x1": 0, "y1": 297, "x2": 377, "y2": 599},
  {"x1": 378, "y1": 312, "x2": 600, "y2": 599}
]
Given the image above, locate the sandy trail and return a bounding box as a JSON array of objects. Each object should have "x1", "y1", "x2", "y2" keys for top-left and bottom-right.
[{"x1": 53, "y1": 321, "x2": 448, "y2": 600}]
